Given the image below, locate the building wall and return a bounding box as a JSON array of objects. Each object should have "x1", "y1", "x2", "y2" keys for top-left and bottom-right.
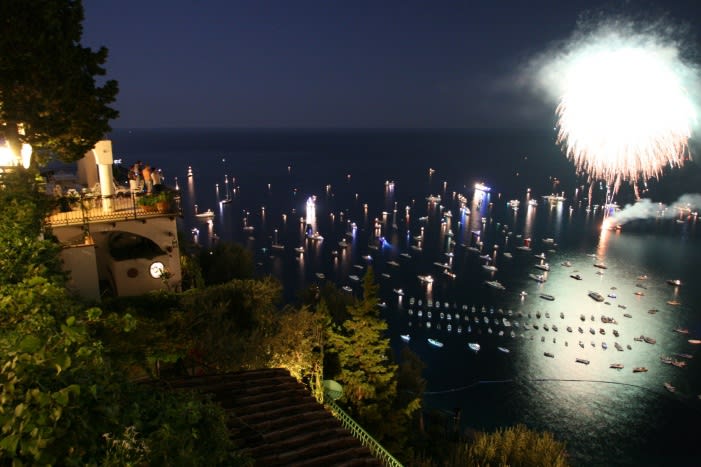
[
  {"x1": 59, "y1": 244, "x2": 101, "y2": 301},
  {"x1": 52, "y1": 216, "x2": 182, "y2": 298}
]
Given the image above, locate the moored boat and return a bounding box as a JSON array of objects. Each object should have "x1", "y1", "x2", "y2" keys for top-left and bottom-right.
[
  {"x1": 468, "y1": 342, "x2": 481, "y2": 352},
  {"x1": 664, "y1": 382, "x2": 676, "y2": 393},
  {"x1": 633, "y1": 367, "x2": 648, "y2": 373},
  {"x1": 588, "y1": 291, "x2": 605, "y2": 302},
  {"x1": 610, "y1": 363, "x2": 624, "y2": 369},
  {"x1": 497, "y1": 346, "x2": 510, "y2": 354},
  {"x1": 576, "y1": 358, "x2": 590, "y2": 365},
  {"x1": 428, "y1": 338, "x2": 443, "y2": 348},
  {"x1": 544, "y1": 352, "x2": 555, "y2": 358},
  {"x1": 400, "y1": 334, "x2": 410, "y2": 342},
  {"x1": 485, "y1": 280, "x2": 506, "y2": 290},
  {"x1": 539, "y1": 293, "x2": 555, "y2": 301}
]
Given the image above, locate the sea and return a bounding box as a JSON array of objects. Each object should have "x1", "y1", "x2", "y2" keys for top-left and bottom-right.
[{"x1": 109, "y1": 128, "x2": 701, "y2": 466}]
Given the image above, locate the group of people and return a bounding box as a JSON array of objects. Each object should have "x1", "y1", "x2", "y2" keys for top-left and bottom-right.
[{"x1": 128, "y1": 160, "x2": 163, "y2": 194}]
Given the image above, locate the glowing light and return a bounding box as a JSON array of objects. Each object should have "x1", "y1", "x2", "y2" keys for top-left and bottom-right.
[{"x1": 532, "y1": 20, "x2": 700, "y2": 190}]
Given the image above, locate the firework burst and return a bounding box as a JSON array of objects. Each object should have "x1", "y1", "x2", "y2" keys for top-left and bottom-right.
[{"x1": 533, "y1": 21, "x2": 700, "y2": 191}]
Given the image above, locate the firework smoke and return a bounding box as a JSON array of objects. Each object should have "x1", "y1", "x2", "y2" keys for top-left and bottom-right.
[{"x1": 608, "y1": 193, "x2": 701, "y2": 225}]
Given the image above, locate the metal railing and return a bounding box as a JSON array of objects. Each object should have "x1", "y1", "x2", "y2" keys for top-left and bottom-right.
[
  {"x1": 324, "y1": 398, "x2": 403, "y2": 467},
  {"x1": 45, "y1": 190, "x2": 181, "y2": 227}
]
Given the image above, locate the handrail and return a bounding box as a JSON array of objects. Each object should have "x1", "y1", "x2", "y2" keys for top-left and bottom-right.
[
  {"x1": 324, "y1": 398, "x2": 403, "y2": 467},
  {"x1": 45, "y1": 191, "x2": 181, "y2": 227}
]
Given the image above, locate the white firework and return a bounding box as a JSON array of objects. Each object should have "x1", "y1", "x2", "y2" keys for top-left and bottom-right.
[{"x1": 534, "y1": 21, "x2": 699, "y2": 190}]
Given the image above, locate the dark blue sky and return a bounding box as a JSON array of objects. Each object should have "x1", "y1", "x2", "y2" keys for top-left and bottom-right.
[{"x1": 82, "y1": 0, "x2": 700, "y2": 129}]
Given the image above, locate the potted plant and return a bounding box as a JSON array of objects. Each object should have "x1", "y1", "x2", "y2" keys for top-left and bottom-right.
[
  {"x1": 154, "y1": 190, "x2": 175, "y2": 213},
  {"x1": 137, "y1": 193, "x2": 158, "y2": 212}
]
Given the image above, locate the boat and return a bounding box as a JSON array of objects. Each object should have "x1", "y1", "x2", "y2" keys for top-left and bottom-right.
[
  {"x1": 614, "y1": 342, "x2": 623, "y2": 351},
  {"x1": 576, "y1": 358, "x2": 590, "y2": 365},
  {"x1": 468, "y1": 342, "x2": 481, "y2": 352},
  {"x1": 387, "y1": 260, "x2": 400, "y2": 267},
  {"x1": 393, "y1": 288, "x2": 404, "y2": 296},
  {"x1": 338, "y1": 240, "x2": 349, "y2": 249},
  {"x1": 674, "y1": 353, "x2": 693, "y2": 359},
  {"x1": 674, "y1": 328, "x2": 689, "y2": 334},
  {"x1": 664, "y1": 382, "x2": 676, "y2": 393},
  {"x1": 544, "y1": 352, "x2": 555, "y2": 358},
  {"x1": 194, "y1": 208, "x2": 215, "y2": 219},
  {"x1": 570, "y1": 274, "x2": 582, "y2": 280},
  {"x1": 539, "y1": 294, "x2": 555, "y2": 301},
  {"x1": 593, "y1": 263, "x2": 608, "y2": 269},
  {"x1": 666, "y1": 279, "x2": 682, "y2": 286},
  {"x1": 497, "y1": 346, "x2": 510, "y2": 354},
  {"x1": 485, "y1": 280, "x2": 506, "y2": 290},
  {"x1": 482, "y1": 264, "x2": 498, "y2": 272},
  {"x1": 349, "y1": 274, "x2": 360, "y2": 281},
  {"x1": 529, "y1": 273, "x2": 546, "y2": 283},
  {"x1": 315, "y1": 272, "x2": 326, "y2": 280},
  {"x1": 561, "y1": 261, "x2": 572, "y2": 267},
  {"x1": 400, "y1": 334, "x2": 410, "y2": 342},
  {"x1": 294, "y1": 246, "x2": 305, "y2": 254},
  {"x1": 688, "y1": 339, "x2": 701, "y2": 345},
  {"x1": 417, "y1": 274, "x2": 434, "y2": 284},
  {"x1": 588, "y1": 291, "x2": 605, "y2": 302},
  {"x1": 534, "y1": 263, "x2": 550, "y2": 271},
  {"x1": 519, "y1": 291, "x2": 528, "y2": 298},
  {"x1": 666, "y1": 300, "x2": 681, "y2": 306},
  {"x1": 643, "y1": 336, "x2": 656, "y2": 344},
  {"x1": 610, "y1": 363, "x2": 624, "y2": 369},
  {"x1": 428, "y1": 338, "x2": 444, "y2": 348},
  {"x1": 633, "y1": 367, "x2": 648, "y2": 373},
  {"x1": 623, "y1": 313, "x2": 632, "y2": 318},
  {"x1": 341, "y1": 286, "x2": 353, "y2": 293}
]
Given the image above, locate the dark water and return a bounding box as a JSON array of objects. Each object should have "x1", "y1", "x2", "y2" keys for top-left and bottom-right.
[{"x1": 111, "y1": 128, "x2": 701, "y2": 466}]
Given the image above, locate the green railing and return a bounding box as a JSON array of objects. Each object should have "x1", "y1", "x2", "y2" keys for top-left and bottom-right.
[{"x1": 324, "y1": 398, "x2": 403, "y2": 467}]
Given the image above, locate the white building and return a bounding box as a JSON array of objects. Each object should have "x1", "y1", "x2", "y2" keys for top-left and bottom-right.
[{"x1": 46, "y1": 141, "x2": 182, "y2": 300}]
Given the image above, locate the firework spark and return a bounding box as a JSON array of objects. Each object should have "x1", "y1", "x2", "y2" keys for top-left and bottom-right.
[{"x1": 532, "y1": 20, "x2": 700, "y2": 190}]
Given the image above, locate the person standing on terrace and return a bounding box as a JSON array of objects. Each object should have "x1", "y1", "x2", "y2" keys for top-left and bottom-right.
[
  {"x1": 129, "y1": 161, "x2": 141, "y2": 193},
  {"x1": 142, "y1": 163, "x2": 152, "y2": 194}
]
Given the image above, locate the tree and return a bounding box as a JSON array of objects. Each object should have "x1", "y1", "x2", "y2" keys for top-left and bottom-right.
[
  {"x1": 453, "y1": 424, "x2": 570, "y2": 467},
  {"x1": 0, "y1": 0, "x2": 119, "y2": 163},
  {"x1": 326, "y1": 267, "x2": 401, "y2": 441},
  {"x1": 0, "y1": 169, "x2": 63, "y2": 284},
  {"x1": 199, "y1": 241, "x2": 255, "y2": 285}
]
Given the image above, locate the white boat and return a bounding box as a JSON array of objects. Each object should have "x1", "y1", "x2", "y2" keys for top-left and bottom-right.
[
  {"x1": 195, "y1": 208, "x2": 215, "y2": 219},
  {"x1": 482, "y1": 264, "x2": 498, "y2": 272},
  {"x1": 400, "y1": 334, "x2": 410, "y2": 343},
  {"x1": 485, "y1": 280, "x2": 506, "y2": 290},
  {"x1": 417, "y1": 274, "x2": 434, "y2": 284},
  {"x1": 529, "y1": 273, "x2": 546, "y2": 283},
  {"x1": 468, "y1": 342, "x2": 481, "y2": 352},
  {"x1": 393, "y1": 288, "x2": 404, "y2": 296},
  {"x1": 497, "y1": 346, "x2": 510, "y2": 354},
  {"x1": 428, "y1": 338, "x2": 443, "y2": 348},
  {"x1": 349, "y1": 274, "x2": 360, "y2": 281}
]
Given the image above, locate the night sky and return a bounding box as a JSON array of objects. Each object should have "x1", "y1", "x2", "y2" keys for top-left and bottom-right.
[{"x1": 82, "y1": 0, "x2": 700, "y2": 129}]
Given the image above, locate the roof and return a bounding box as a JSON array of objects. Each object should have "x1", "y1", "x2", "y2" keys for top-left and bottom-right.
[{"x1": 159, "y1": 368, "x2": 382, "y2": 466}]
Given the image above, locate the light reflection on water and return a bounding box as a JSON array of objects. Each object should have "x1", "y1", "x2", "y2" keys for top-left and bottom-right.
[{"x1": 182, "y1": 164, "x2": 701, "y2": 465}]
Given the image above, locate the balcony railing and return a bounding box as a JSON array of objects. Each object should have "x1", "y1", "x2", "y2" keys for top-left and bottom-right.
[
  {"x1": 324, "y1": 398, "x2": 403, "y2": 467},
  {"x1": 45, "y1": 191, "x2": 181, "y2": 228}
]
